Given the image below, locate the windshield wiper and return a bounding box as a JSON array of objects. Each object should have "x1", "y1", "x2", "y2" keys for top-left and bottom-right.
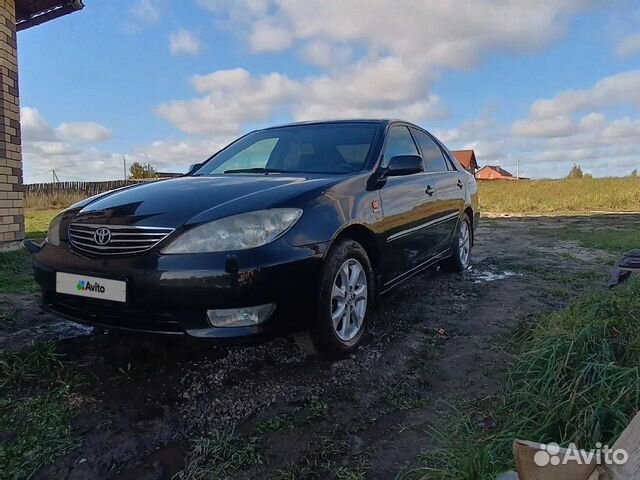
[{"x1": 222, "y1": 167, "x2": 285, "y2": 174}]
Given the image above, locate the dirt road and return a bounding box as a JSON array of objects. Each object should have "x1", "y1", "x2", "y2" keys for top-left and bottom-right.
[{"x1": 2, "y1": 214, "x2": 633, "y2": 479}]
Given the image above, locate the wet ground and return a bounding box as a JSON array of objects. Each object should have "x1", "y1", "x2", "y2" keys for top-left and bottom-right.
[{"x1": 1, "y1": 214, "x2": 634, "y2": 479}]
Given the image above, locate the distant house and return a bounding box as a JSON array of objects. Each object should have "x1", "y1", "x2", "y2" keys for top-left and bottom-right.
[
  {"x1": 476, "y1": 165, "x2": 516, "y2": 180},
  {"x1": 452, "y1": 150, "x2": 479, "y2": 175}
]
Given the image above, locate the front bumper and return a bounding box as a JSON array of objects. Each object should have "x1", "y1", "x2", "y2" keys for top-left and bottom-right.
[{"x1": 32, "y1": 238, "x2": 328, "y2": 341}]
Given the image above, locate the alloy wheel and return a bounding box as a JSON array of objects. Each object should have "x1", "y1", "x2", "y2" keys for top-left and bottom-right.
[
  {"x1": 330, "y1": 258, "x2": 367, "y2": 342},
  {"x1": 459, "y1": 220, "x2": 471, "y2": 267}
]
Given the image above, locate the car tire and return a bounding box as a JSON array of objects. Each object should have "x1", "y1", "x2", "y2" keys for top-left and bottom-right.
[
  {"x1": 444, "y1": 213, "x2": 472, "y2": 272},
  {"x1": 310, "y1": 238, "x2": 374, "y2": 358}
]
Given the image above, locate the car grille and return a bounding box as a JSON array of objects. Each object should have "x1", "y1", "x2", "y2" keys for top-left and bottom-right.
[{"x1": 68, "y1": 223, "x2": 175, "y2": 255}]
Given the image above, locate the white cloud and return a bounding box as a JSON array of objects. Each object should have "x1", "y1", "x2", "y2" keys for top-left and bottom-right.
[
  {"x1": 24, "y1": 141, "x2": 79, "y2": 157},
  {"x1": 300, "y1": 41, "x2": 352, "y2": 68},
  {"x1": 30, "y1": 0, "x2": 630, "y2": 181},
  {"x1": 430, "y1": 87, "x2": 640, "y2": 179},
  {"x1": 511, "y1": 115, "x2": 576, "y2": 138},
  {"x1": 602, "y1": 117, "x2": 640, "y2": 139},
  {"x1": 510, "y1": 70, "x2": 640, "y2": 143},
  {"x1": 524, "y1": 70, "x2": 640, "y2": 120},
  {"x1": 167, "y1": 0, "x2": 599, "y2": 140},
  {"x1": 195, "y1": 0, "x2": 271, "y2": 16},
  {"x1": 20, "y1": 108, "x2": 119, "y2": 182},
  {"x1": 198, "y1": 0, "x2": 600, "y2": 70},
  {"x1": 21, "y1": 107, "x2": 56, "y2": 142},
  {"x1": 249, "y1": 21, "x2": 292, "y2": 52},
  {"x1": 169, "y1": 29, "x2": 202, "y2": 56},
  {"x1": 57, "y1": 122, "x2": 112, "y2": 143},
  {"x1": 156, "y1": 57, "x2": 447, "y2": 135},
  {"x1": 157, "y1": 69, "x2": 300, "y2": 134},
  {"x1": 23, "y1": 136, "x2": 221, "y2": 183},
  {"x1": 24, "y1": 148, "x2": 127, "y2": 183},
  {"x1": 191, "y1": 68, "x2": 253, "y2": 93},
  {"x1": 130, "y1": 0, "x2": 161, "y2": 24},
  {"x1": 129, "y1": 138, "x2": 231, "y2": 171},
  {"x1": 616, "y1": 33, "x2": 640, "y2": 58},
  {"x1": 491, "y1": 70, "x2": 640, "y2": 175}
]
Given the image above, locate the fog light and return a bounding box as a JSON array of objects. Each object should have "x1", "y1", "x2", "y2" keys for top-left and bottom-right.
[{"x1": 206, "y1": 304, "x2": 276, "y2": 328}]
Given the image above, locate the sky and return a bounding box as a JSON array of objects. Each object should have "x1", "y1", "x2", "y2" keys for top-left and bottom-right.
[{"x1": 17, "y1": 0, "x2": 640, "y2": 182}]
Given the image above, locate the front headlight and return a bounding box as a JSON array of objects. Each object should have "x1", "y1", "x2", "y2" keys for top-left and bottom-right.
[
  {"x1": 46, "y1": 213, "x2": 64, "y2": 246},
  {"x1": 162, "y1": 209, "x2": 303, "y2": 254}
]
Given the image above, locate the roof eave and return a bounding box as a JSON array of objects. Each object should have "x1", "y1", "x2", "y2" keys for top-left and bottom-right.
[{"x1": 16, "y1": 0, "x2": 84, "y2": 31}]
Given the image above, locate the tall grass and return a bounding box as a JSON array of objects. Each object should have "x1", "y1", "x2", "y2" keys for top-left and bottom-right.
[
  {"x1": 400, "y1": 279, "x2": 640, "y2": 479},
  {"x1": 25, "y1": 191, "x2": 85, "y2": 210},
  {"x1": 479, "y1": 177, "x2": 640, "y2": 214},
  {"x1": 500, "y1": 281, "x2": 640, "y2": 447}
]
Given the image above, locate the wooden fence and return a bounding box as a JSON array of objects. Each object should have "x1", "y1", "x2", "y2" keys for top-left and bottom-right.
[{"x1": 25, "y1": 179, "x2": 157, "y2": 197}]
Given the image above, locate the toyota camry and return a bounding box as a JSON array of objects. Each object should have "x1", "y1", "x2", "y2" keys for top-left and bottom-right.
[{"x1": 30, "y1": 119, "x2": 478, "y2": 356}]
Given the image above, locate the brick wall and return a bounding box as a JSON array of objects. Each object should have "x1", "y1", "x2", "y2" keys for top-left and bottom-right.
[{"x1": 0, "y1": 0, "x2": 23, "y2": 245}]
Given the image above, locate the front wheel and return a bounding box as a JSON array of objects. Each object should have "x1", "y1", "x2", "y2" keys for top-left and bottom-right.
[
  {"x1": 310, "y1": 239, "x2": 374, "y2": 357},
  {"x1": 444, "y1": 213, "x2": 472, "y2": 272}
]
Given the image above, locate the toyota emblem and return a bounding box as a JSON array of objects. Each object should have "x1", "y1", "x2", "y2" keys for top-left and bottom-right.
[{"x1": 94, "y1": 227, "x2": 112, "y2": 246}]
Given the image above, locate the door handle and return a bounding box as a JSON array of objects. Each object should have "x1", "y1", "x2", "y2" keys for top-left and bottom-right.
[
  {"x1": 425, "y1": 185, "x2": 435, "y2": 196},
  {"x1": 456, "y1": 179, "x2": 464, "y2": 189}
]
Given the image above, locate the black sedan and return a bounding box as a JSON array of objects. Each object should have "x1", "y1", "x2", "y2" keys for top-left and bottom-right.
[{"x1": 31, "y1": 119, "x2": 478, "y2": 356}]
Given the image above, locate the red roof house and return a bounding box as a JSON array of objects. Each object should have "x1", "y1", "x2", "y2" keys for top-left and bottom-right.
[
  {"x1": 476, "y1": 165, "x2": 516, "y2": 180},
  {"x1": 452, "y1": 150, "x2": 478, "y2": 175}
]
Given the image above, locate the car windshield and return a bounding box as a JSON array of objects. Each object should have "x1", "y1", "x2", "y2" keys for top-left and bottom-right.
[{"x1": 194, "y1": 123, "x2": 379, "y2": 175}]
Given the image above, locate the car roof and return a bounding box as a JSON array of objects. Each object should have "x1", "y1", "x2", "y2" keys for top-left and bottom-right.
[{"x1": 259, "y1": 118, "x2": 405, "y2": 130}]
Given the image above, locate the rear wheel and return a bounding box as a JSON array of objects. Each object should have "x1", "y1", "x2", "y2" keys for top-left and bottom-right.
[
  {"x1": 444, "y1": 213, "x2": 472, "y2": 272},
  {"x1": 309, "y1": 239, "x2": 374, "y2": 357}
]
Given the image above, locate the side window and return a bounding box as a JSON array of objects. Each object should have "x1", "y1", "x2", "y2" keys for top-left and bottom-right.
[
  {"x1": 411, "y1": 129, "x2": 449, "y2": 172},
  {"x1": 383, "y1": 126, "x2": 419, "y2": 167}
]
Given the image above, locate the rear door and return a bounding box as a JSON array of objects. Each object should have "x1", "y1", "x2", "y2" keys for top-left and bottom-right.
[
  {"x1": 378, "y1": 125, "x2": 440, "y2": 284},
  {"x1": 410, "y1": 128, "x2": 465, "y2": 253}
]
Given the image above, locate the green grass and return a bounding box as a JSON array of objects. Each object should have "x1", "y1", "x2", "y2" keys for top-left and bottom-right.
[
  {"x1": 0, "y1": 387, "x2": 77, "y2": 480},
  {"x1": 174, "y1": 432, "x2": 264, "y2": 480},
  {"x1": 384, "y1": 381, "x2": 430, "y2": 411},
  {"x1": 256, "y1": 414, "x2": 295, "y2": 434},
  {"x1": 398, "y1": 410, "x2": 497, "y2": 480},
  {"x1": 0, "y1": 301, "x2": 20, "y2": 326},
  {"x1": 400, "y1": 279, "x2": 640, "y2": 480},
  {"x1": 479, "y1": 177, "x2": 640, "y2": 214},
  {"x1": 0, "y1": 248, "x2": 37, "y2": 294},
  {"x1": 0, "y1": 342, "x2": 79, "y2": 480},
  {"x1": 25, "y1": 208, "x2": 60, "y2": 239},
  {"x1": 0, "y1": 341, "x2": 62, "y2": 388},
  {"x1": 274, "y1": 436, "x2": 369, "y2": 480},
  {"x1": 0, "y1": 208, "x2": 61, "y2": 295},
  {"x1": 411, "y1": 334, "x2": 445, "y2": 385},
  {"x1": 533, "y1": 223, "x2": 640, "y2": 255},
  {"x1": 307, "y1": 396, "x2": 329, "y2": 421}
]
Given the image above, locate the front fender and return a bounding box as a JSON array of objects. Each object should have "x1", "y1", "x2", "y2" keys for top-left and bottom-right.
[{"x1": 284, "y1": 175, "x2": 383, "y2": 247}]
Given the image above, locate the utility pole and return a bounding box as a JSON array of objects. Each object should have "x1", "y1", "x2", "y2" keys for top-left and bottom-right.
[
  {"x1": 52, "y1": 169, "x2": 60, "y2": 183},
  {"x1": 123, "y1": 156, "x2": 127, "y2": 183},
  {"x1": 516, "y1": 159, "x2": 520, "y2": 179}
]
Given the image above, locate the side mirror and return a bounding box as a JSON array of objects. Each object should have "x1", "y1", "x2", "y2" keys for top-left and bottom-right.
[
  {"x1": 187, "y1": 163, "x2": 202, "y2": 174},
  {"x1": 386, "y1": 155, "x2": 424, "y2": 176}
]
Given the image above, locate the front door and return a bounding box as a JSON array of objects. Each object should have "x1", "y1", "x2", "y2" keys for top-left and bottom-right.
[{"x1": 378, "y1": 126, "x2": 440, "y2": 285}]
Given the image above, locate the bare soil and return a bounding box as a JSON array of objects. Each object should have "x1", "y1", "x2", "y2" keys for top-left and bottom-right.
[{"x1": 1, "y1": 215, "x2": 631, "y2": 480}]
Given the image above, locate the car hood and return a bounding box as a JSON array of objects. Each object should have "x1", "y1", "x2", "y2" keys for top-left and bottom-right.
[{"x1": 72, "y1": 175, "x2": 337, "y2": 228}]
